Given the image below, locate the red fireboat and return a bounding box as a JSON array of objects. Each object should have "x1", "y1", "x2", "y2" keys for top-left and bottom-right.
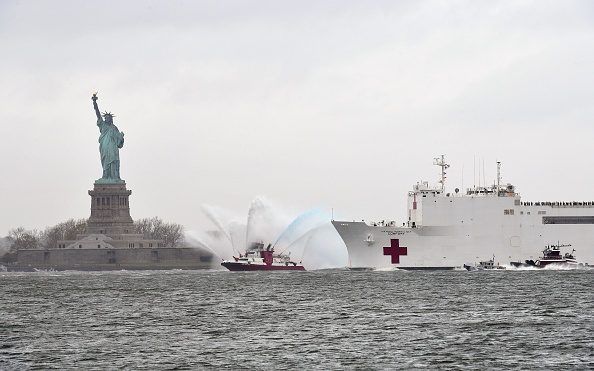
[
  {"x1": 534, "y1": 243, "x2": 579, "y2": 267},
  {"x1": 221, "y1": 242, "x2": 305, "y2": 271}
]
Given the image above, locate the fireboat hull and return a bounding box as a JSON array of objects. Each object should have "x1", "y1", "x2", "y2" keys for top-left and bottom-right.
[{"x1": 221, "y1": 262, "x2": 305, "y2": 271}]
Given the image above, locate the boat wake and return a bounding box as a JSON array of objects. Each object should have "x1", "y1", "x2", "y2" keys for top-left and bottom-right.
[{"x1": 507, "y1": 264, "x2": 591, "y2": 271}]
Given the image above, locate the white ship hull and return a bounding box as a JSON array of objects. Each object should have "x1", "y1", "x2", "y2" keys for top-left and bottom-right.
[{"x1": 332, "y1": 157, "x2": 594, "y2": 270}]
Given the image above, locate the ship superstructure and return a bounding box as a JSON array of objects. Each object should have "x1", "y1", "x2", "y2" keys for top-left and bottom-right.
[{"x1": 332, "y1": 156, "x2": 594, "y2": 269}]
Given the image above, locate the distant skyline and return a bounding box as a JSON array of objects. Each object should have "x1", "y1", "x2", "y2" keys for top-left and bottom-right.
[{"x1": 2, "y1": 1, "x2": 594, "y2": 248}]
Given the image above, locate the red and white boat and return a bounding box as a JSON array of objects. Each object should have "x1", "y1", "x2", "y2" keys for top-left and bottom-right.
[
  {"x1": 221, "y1": 242, "x2": 305, "y2": 271},
  {"x1": 534, "y1": 243, "x2": 580, "y2": 267},
  {"x1": 511, "y1": 243, "x2": 586, "y2": 268}
]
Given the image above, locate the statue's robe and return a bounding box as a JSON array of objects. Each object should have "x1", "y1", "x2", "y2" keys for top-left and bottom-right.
[{"x1": 97, "y1": 118, "x2": 124, "y2": 181}]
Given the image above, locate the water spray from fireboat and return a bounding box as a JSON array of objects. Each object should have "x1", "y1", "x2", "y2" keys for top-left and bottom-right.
[{"x1": 186, "y1": 196, "x2": 348, "y2": 270}]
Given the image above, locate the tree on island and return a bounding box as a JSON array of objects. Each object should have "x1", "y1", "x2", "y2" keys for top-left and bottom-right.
[
  {"x1": 41, "y1": 218, "x2": 88, "y2": 249},
  {"x1": 0, "y1": 227, "x2": 41, "y2": 263},
  {"x1": 0, "y1": 217, "x2": 187, "y2": 263},
  {"x1": 134, "y1": 217, "x2": 186, "y2": 247},
  {"x1": 41, "y1": 217, "x2": 186, "y2": 247},
  {"x1": 8, "y1": 227, "x2": 41, "y2": 250}
]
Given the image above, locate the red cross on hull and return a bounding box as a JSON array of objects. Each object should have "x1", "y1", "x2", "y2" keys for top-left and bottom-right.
[{"x1": 383, "y1": 239, "x2": 407, "y2": 264}]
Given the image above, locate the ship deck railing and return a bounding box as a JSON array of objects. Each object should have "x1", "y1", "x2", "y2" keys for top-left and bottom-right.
[
  {"x1": 522, "y1": 201, "x2": 594, "y2": 207},
  {"x1": 368, "y1": 220, "x2": 403, "y2": 227}
]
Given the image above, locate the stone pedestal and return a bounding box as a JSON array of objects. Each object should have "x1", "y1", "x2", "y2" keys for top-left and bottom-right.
[{"x1": 87, "y1": 183, "x2": 134, "y2": 235}]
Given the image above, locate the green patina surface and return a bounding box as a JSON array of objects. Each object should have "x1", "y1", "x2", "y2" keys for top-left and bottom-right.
[{"x1": 92, "y1": 93, "x2": 125, "y2": 184}]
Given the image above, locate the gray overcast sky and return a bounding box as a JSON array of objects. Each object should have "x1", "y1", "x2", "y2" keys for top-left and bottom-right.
[{"x1": 2, "y1": 1, "x2": 594, "y2": 264}]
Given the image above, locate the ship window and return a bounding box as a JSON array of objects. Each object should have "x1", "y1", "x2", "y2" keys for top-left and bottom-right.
[
  {"x1": 98, "y1": 245, "x2": 101, "y2": 248},
  {"x1": 527, "y1": 212, "x2": 531, "y2": 215}
]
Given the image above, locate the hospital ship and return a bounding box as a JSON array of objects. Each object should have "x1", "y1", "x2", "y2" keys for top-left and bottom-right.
[{"x1": 332, "y1": 156, "x2": 594, "y2": 269}]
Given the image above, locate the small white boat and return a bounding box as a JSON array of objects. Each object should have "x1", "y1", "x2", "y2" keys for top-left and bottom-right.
[{"x1": 464, "y1": 255, "x2": 505, "y2": 271}]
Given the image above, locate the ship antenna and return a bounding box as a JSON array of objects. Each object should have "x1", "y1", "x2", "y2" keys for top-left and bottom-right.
[
  {"x1": 496, "y1": 161, "x2": 501, "y2": 197},
  {"x1": 433, "y1": 155, "x2": 449, "y2": 191}
]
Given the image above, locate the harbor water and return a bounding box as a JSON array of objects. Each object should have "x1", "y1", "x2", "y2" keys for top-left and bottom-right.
[{"x1": 1, "y1": 268, "x2": 593, "y2": 370}]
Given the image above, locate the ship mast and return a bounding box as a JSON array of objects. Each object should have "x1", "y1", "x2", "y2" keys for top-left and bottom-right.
[
  {"x1": 496, "y1": 161, "x2": 501, "y2": 197},
  {"x1": 433, "y1": 155, "x2": 449, "y2": 191}
]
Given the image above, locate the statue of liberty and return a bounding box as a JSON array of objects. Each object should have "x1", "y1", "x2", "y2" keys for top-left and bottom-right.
[{"x1": 92, "y1": 93, "x2": 125, "y2": 183}]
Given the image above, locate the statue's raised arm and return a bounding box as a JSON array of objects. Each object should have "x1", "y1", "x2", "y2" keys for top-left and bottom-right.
[{"x1": 92, "y1": 92, "x2": 102, "y2": 120}]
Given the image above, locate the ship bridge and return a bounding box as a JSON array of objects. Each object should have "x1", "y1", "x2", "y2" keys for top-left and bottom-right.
[
  {"x1": 407, "y1": 157, "x2": 520, "y2": 228},
  {"x1": 364, "y1": 157, "x2": 521, "y2": 228}
]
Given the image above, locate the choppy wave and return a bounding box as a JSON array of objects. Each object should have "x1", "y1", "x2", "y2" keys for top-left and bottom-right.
[{"x1": 1, "y1": 269, "x2": 592, "y2": 370}]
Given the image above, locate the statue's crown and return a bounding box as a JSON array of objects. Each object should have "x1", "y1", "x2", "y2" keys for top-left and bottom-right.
[{"x1": 102, "y1": 111, "x2": 115, "y2": 118}]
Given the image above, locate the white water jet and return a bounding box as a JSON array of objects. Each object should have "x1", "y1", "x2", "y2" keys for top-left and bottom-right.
[
  {"x1": 200, "y1": 204, "x2": 232, "y2": 242},
  {"x1": 274, "y1": 208, "x2": 330, "y2": 251},
  {"x1": 245, "y1": 196, "x2": 290, "y2": 248},
  {"x1": 190, "y1": 197, "x2": 348, "y2": 269},
  {"x1": 228, "y1": 219, "x2": 247, "y2": 256},
  {"x1": 185, "y1": 229, "x2": 230, "y2": 262},
  {"x1": 297, "y1": 223, "x2": 348, "y2": 270}
]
